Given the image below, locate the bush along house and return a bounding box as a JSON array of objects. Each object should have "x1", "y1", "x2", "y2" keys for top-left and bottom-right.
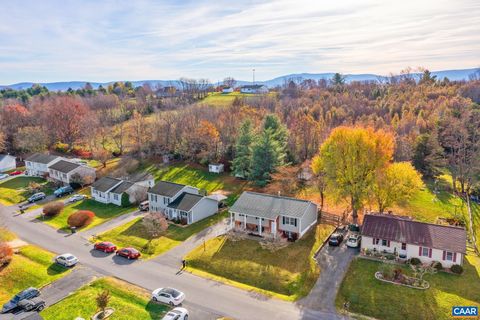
[{"x1": 361, "y1": 213, "x2": 467, "y2": 267}]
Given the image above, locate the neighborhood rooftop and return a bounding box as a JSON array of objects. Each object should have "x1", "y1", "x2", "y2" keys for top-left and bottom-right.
[
  {"x1": 110, "y1": 180, "x2": 134, "y2": 194},
  {"x1": 25, "y1": 153, "x2": 59, "y2": 164},
  {"x1": 362, "y1": 214, "x2": 467, "y2": 253},
  {"x1": 91, "y1": 176, "x2": 121, "y2": 193},
  {"x1": 230, "y1": 191, "x2": 314, "y2": 219},
  {"x1": 167, "y1": 192, "x2": 204, "y2": 211},
  {"x1": 149, "y1": 180, "x2": 186, "y2": 197},
  {"x1": 48, "y1": 159, "x2": 80, "y2": 173}
]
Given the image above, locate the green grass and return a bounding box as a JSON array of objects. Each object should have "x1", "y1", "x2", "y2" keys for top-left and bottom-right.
[
  {"x1": 41, "y1": 277, "x2": 169, "y2": 320},
  {"x1": 336, "y1": 255, "x2": 480, "y2": 320},
  {"x1": 95, "y1": 211, "x2": 229, "y2": 259},
  {"x1": 41, "y1": 199, "x2": 136, "y2": 231},
  {"x1": 0, "y1": 227, "x2": 16, "y2": 241},
  {"x1": 185, "y1": 224, "x2": 335, "y2": 300},
  {"x1": 0, "y1": 176, "x2": 50, "y2": 205},
  {"x1": 0, "y1": 245, "x2": 70, "y2": 305}
]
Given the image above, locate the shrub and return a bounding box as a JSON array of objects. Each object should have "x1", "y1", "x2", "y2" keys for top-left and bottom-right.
[
  {"x1": 43, "y1": 201, "x2": 65, "y2": 217},
  {"x1": 431, "y1": 261, "x2": 443, "y2": 271},
  {"x1": 54, "y1": 142, "x2": 69, "y2": 153},
  {"x1": 67, "y1": 210, "x2": 95, "y2": 228},
  {"x1": 121, "y1": 193, "x2": 130, "y2": 207},
  {"x1": 0, "y1": 242, "x2": 13, "y2": 267},
  {"x1": 450, "y1": 264, "x2": 463, "y2": 274},
  {"x1": 72, "y1": 145, "x2": 92, "y2": 159},
  {"x1": 409, "y1": 257, "x2": 421, "y2": 266},
  {"x1": 385, "y1": 254, "x2": 396, "y2": 260}
]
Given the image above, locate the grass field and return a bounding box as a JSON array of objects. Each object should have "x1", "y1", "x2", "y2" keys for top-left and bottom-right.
[
  {"x1": 185, "y1": 224, "x2": 335, "y2": 300},
  {"x1": 0, "y1": 245, "x2": 70, "y2": 305},
  {"x1": 41, "y1": 199, "x2": 136, "y2": 231},
  {"x1": 336, "y1": 255, "x2": 480, "y2": 320},
  {"x1": 0, "y1": 176, "x2": 50, "y2": 205},
  {"x1": 0, "y1": 227, "x2": 16, "y2": 241},
  {"x1": 202, "y1": 92, "x2": 276, "y2": 107},
  {"x1": 41, "y1": 277, "x2": 169, "y2": 320},
  {"x1": 95, "y1": 211, "x2": 229, "y2": 259}
]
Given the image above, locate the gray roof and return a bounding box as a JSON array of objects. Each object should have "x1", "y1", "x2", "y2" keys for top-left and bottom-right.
[
  {"x1": 110, "y1": 181, "x2": 134, "y2": 194},
  {"x1": 230, "y1": 191, "x2": 315, "y2": 219},
  {"x1": 0, "y1": 154, "x2": 15, "y2": 170},
  {"x1": 362, "y1": 214, "x2": 467, "y2": 253},
  {"x1": 241, "y1": 84, "x2": 266, "y2": 89},
  {"x1": 92, "y1": 177, "x2": 121, "y2": 192},
  {"x1": 126, "y1": 172, "x2": 154, "y2": 183},
  {"x1": 25, "y1": 153, "x2": 59, "y2": 164},
  {"x1": 149, "y1": 181, "x2": 185, "y2": 197},
  {"x1": 48, "y1": 160, "x2": 80, "y2": 173},
  {"x1": 167, "y1": 192, "x2": 204, "y2": 211}
]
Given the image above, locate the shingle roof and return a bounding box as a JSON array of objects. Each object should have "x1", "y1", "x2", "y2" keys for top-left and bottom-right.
[
  {"x1": 241, "y1": 84, "x2": 266, "y2": 89},
  {"x1": 167, "y1": 192, "x2": 204, "y2": 211},
  {"x1": 25, "y1": 153, "x2": 59, "y2": 164},
  {"x1": 230, "y1": 191, "x2": 314, "y2": 219},
  {"x1": 48, "y1": 160, "x2": 80, "y2": 173},
  {"x1": 149, "y1": 181, "x2": 185, "y2": 197},
  {"x1": 361, "y1": 214, "x2": 467, "y2": 253},
  {"x1": 0, "y1": 154, "x2": 15, "y2": 168},
  {"x1": 110, "y1": 181, "x2": 134, "y2": 194},
  {"x1": 92, "y1": 177, "x2": 121, "y2": 192}
]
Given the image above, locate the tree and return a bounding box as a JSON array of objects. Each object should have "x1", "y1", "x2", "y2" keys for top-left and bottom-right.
[
  {"x1": 223, "y1": 77, "x2": 237, "y2": 88},
  {"x1": 92, "y1": 148, "x2": 112, "y2": 168},
  {"x1": 142, "y1": 212, "x2": 169, "y2": 239},
  {"x1": 419, "y1": 69, "x2": 437, "y2": 85},
  {"x1": 232, "y1": 120, "x2": 254, "y2": 179},
  {"x1": 96, "y1": 290, "x2": 111, "y2": 318},
  {"x1": 263, "y1": 114, "x2": 288, "y2": 165},
  {"x1": 250, "y1": 129, "x2": 281, "y2": 186},
  {"x1": 311, "y1": 156, "x2": 327, "y2": 211},
  {"x1": 331, "y1": 73, "x2": 346, "y2": 86},
  {"x1": 0, "y1": 131, "x2": 5, "y2": 152},
  {"x1": 412, "y1": 133, "x2": 445, "y2": 179},
  {"x1": 313, "y1": 127, "x2": 394, "y2": 220},
  {"x1": 14, "y1": 126, "x2": 49, "y2": 153},
  {"x1": 371, "y1": 162, "x2": 423, "y2": 213},
  {"x1": 121, "y1": 193, "x2": 131, "y2": 207}
]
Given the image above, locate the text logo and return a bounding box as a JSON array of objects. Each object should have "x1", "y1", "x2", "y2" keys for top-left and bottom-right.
[{"x1": 452, "y1": 306, "x2": 478, "y2": 318}]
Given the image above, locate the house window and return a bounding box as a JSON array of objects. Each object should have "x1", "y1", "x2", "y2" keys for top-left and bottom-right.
[
  {"x1": 421, "y1": 247, "x2": 430, "y2": 257},
  {"x1": 282, "y1": 216, "x2": 297, "y2": 226},
  {"x1": 163, "y1": 197, "x2": 167, "y2": 204},
  {"x1": 373, "y1": 238, "x2": 380, "y2": 245},
  {"x1": 238, "y1": 213, "x2": 244, "y2": 217},
  {"x1": 113, "y1": 194, "x2": 118, "y2": 200},
  {"x1": 62, "y1": 173, "x2": 67, "y2": 179},
  {"x1": 401, "y1": 243, "x2": 407, "y2": 250},
  {"x1": 445, "y1": 251, "x2": 453, "y2": 261},
  {"x1": 382, "y1": 239, "x2": 387, "y2": 246}
]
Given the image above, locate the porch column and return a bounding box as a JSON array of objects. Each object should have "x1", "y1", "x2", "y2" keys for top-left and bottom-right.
[
  {"x1": 258, "y1": 218, "x2": 262, "y2": 236},
  {"x1": 244, "y1": 214, "x2": 247, "y2": 230},
  {"x1": 272, "y1": 220, "x2": 276, "y2": 239}
]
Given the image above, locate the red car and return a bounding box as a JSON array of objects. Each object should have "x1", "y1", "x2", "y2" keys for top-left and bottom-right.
[
  {"x1": 9, "y1": 170, "x2": 23, "y2": 176},
  {"x1": 116, "y1": 247, "x2": 141, "y2": 260},
  {"x1": 94, "y1": 241, "x2": 117, "y2": 253}
]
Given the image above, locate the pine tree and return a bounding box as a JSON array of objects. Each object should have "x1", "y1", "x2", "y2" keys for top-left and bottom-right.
[
  {"x1": 250, "y1": 129, "x2": 281, "y2": 186},
  {"x1": 232, "y1": 120, "x2": 254, "y2": 179},
  {"x1": 263, "y1": 114, "x2": 288, "y2": 165}
]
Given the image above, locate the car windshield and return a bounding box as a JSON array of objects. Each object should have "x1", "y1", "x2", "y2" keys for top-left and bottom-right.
[
  {"x1": 11, "y1": 295, "x2": 21, "y2": 303},
  {"x1": 66, "y1": 256, "x2": 75, "y2": 260}
]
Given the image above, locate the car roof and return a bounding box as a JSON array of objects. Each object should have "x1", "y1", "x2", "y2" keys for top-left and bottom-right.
[{"x1": 59, "y1": 253, "x2": 74, "y2": 258}]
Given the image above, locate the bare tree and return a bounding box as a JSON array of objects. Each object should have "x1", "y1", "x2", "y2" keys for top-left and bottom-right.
[{"x1": 142, "y1": 212, "x2": 169, "y2": 239}]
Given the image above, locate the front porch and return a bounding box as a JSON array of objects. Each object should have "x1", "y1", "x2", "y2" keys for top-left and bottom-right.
[{"x1": 229, "y1": 212, "x2": 298, "y2": 241}]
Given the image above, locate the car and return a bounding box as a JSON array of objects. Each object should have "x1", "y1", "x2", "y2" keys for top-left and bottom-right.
[
  {"x1": 161, "y1": 307, "x2": 189, "y2": 320},
  {"x1": 138, "y1": 200, "x2": 149, "y2": 211},
  {"x1": 17, "y1": 297, "x2": 46, "y2": 312},
  {"x1": 66, "y1": 194, "x2": 86, "y2": 203},
  {"x1": 1, "y1": 287, "x2": 40, "y2": 314},
  {"x1": 152, "y1": 288, "x2": 185, "y2": 306},
  {"x1": 9, "y1": 170, "x2": 23, "y2": 176},
  {"x1": 54, "y1": 186, "x2": 74, "y2": 197},
  {"x1": 346, "y1": 234, "x2": 362, "y2": 248},
  {"x1": 27, "y1": 192, "x2": 46, "y2": 203},
  {"x1": 0, "y1": 173, "x2": 9, "y2": 180},
  {"x1": 55, "y1": 253, "x2": 78, "y2": 267},
  {"x1": 328, "y1": 232, "x2": 344, "y2": 246},
  {"x1": 348, "y1": 223, "x2": 360, "y2": 233},
  {"x1": 116, "y1": 247, "x2": 141, "y2": 260},
  {"x1": 94, "y1": 241, "x2": 117, "y2": 253}
]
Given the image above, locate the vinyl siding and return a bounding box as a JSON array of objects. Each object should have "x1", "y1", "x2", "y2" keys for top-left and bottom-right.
[{"x1": 190, "y1": 198, "x2": 218, "y2": 224}]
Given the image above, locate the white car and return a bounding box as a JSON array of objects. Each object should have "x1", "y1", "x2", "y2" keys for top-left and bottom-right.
[
  {"x1": 152, "y1": 288, "x2": 185, "y2": 306},
  {"x1": 346, "y1": 234, "x2": 362, "y2": 248},
  {"x1": 66, "y1": 194, "x2": 86, "y2": 203},
  {"x1": 161, "y1": 307, "x2": 189, "y2": 320},
  {"x1": 55, "y1": 253, "x2": 78, "y2": 267},
  {"x1": 0, "y1": 173, "x2": 9, "y2": 180}
]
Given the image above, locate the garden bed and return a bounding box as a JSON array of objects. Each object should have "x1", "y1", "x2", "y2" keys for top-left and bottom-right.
[{"x1": 375, "y1": 271, "x2": 429, "y2": 289}]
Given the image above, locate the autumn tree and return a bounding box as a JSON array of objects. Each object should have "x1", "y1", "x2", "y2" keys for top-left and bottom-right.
[
  {"x1": 232, "y1": 120, "x2": 254, "y2": 179},
  {"x1": 142, "y1": 212, "x2": 169, "y2": 239},
  {"x1": 14, "y1": 126, "x2": 49, "y2": 153},
  {"x1": 96, "y1": 290, "x2": 111, "y2": 318},
  {"x1": 0, "y1": 131, "x2": 5, "y2": 152},
  {"x1": 195, "y1": 120, "x2": 221, "y2": 162}
]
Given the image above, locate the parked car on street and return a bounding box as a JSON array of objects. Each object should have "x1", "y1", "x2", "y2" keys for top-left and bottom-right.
[
  {"x1": 152, "y1": 288, "x2": 185, "y2": 306},
  {"x1": 162, "y1": 307, "x2": 189, "y2": 320},
  {"x1": 27, "y1": 192, "x2": 46, "y2": 203},
  {"x1": 348, "y1": 224, "x2": 360, "y2": 233},
  {"x1": 328, "y1": 232, "x2": 344, "y2": 246},
  {"x1": 138, "y1": 200, "x2": 149, "y2": 211},
  {"x1": 0, "y1": 173, "x2": 10, "y2": 180},
  {"x1": 9, "y1": 170, "x2": 23, "y2": 176},
  {"x1": 1, "y1": 287, "x2": 40, "y2": 314},
  {"x1": 116, "y1": 247, "x2": 141, "y2": 260},
  {"x1": 55, "y1": 253, "x2": 78, "y2": 267},
  {"x1": 94, "y1": 241, "x2": 117, "y2": 253},
  {"x1": 346, "y1": 234, "x2": 362, "y2": 248},
  {"x1": 66, "y1": 194, "x2": 86, "y2": 203},
  {"x1": 18, "y1": 297, "x2": 46, "y2": 312},
  {"x1": 54, "y1": 186, "x2": 74, "y2": 197}
]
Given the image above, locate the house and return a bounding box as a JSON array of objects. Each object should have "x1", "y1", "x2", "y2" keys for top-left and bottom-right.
[
  {"x1": 361, "y1": 213, "x2": 467, "y2": 267},
  {"x1": 208, "y1": 163, "x2": 224, "y2": 174},
  {"x1": 148, "y1": 181, "x2": 218, "y2": 224},
  {"x1": 229, "y1": 191, "x2": 318, "y2": 240},
  {"x1": 222, "y1": 86, "x2": 234, "y2": 93},
  {"x1": 240, "y1": 85, "x2": 268, "y2": 94},
  {"x1": 25, "y1": 153, "x2": 62, "y2": 176},
  {"x1": 91, "y1": 174, "x2": 153, "y2": 206},
  {"x1": 48, "y1": 159, "x2": 96, "y2": 185},
  {"x1": 0, "y1": 154, "x2": 16, "y2": 172}
]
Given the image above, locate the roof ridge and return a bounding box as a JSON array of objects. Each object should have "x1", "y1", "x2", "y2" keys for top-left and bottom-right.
[
  {"x1": 365, "y1": 213, "x2": 466, "y2": 230},
  {"x1": 244, "y1": 191, "x2": 311, "y2": 203}
]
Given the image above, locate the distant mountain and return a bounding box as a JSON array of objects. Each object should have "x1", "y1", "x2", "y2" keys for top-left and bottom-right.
[{"x1": 1, "y1": 68, "x2": 478, "y2": 91}]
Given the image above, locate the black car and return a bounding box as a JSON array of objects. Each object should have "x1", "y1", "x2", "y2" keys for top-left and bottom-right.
[
  {"x1": 18, "y1": 297, "x2": 46, "y2": 312},
  {"x1": 1, "y1": 287, "x2": 40, "y2": 314},
  {"x1": 328, "y1": 233, "x2": 344, "y2": 246}
]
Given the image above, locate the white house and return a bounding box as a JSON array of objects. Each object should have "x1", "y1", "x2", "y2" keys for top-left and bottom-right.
[
  {"x1": 361, "y1": 213, "x2": 467, "y2": 267},
  {"x1": 0, "y1": 154, "x2": 16, "y2": 172},
  {"x1": 208, "y1": 163, "x2": 224, "y2": 174},
  {"x1": 222, "y1": 87, "x2": 234, "y2": 93},
  {"x1": 91, "y1": 173, "x2": 153, "y2": 206},
  {"x1": 25, "y1": 153, "x2": 62, "y2": 176},
  {"x1": 229, "y1": 191, "x2": 318, "y2": 241},
  {"x1": 240, "y1": 85, "x2": 268, "y2": 94},
  {"x1": 48, "y1": 159, "x2": 96, "y2": 185},
  {"x1": 148, "y1": 181, "x2": 199, "y2": 212}
]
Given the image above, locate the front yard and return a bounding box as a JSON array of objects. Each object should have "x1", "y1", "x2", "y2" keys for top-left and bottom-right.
[
  {"x1": 40, "y1": 277, "x2": 169, "y2": 320},
  {"x1": 336, "y1": 255, "x2": 480, "y2": 320},
  {"x1": 95, "y1": 211, "x2": 229, "y2": 259},
  {"x1": 184, "y1": 224, "x2": 335, "y2": 300},
  {"x1": 0, "y1": 176, "x2": 51, "y2": 205}
]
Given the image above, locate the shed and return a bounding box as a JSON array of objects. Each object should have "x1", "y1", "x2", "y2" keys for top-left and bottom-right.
[{"x1": 208, "y1": 163, "x2": 224, "y2": 174}]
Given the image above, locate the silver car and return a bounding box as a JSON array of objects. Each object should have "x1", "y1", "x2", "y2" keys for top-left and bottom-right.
[{"x1": 55, "y1": 253, "x2": 78, "y2": 267}]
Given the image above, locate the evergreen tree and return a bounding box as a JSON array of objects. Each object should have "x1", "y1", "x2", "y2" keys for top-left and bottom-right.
[
  {"x1": 232, "y1": 120, "x2": 254, "y2": 179},
  {"x1": 263, "y1": 114, "x2": 288, "y2": 165},
  {"x1": 412, "y1": 133, "x2": 445, "y2": 179},
  {"x1": 250, "y1": 129, "x2": 281, "y2": 186}
]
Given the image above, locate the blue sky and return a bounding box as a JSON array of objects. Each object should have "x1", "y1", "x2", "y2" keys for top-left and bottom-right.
[{"x1": 0, "y1": 0, "x2": 479, "y2": 84}]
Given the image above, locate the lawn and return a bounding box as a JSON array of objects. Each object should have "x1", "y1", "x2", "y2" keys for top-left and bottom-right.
[
  {"x1": 0, "y1": 227, "x2": 16, "y2": 241},
  {"x1": 202, "y1": 92, "x2": 277, "y2": 107},
  {"x1": 0, "y1": 245, "x2": 70, "y2": 305},
  {"x1": 95, "y1": 211, "x2": 229, "y2": 259},
  {"x1": 40, "y1": 277, "x2": 169, "y2": 320},
  {"x1": 0, "y1": 176, "x2": 51, "y2": 205},
  {"x1": 41, "y1": 199, "x2": 136, "y2": 231},
  {"x1": 336, "y1": 255, "x2": 480, "y2": 320},
  {"x1": 185, "y1": 224, "x2": 335, "y2": 300}
]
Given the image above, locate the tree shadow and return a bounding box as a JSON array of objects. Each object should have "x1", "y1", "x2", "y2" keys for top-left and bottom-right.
[{"x1": 145, "y1": 300, "x2": 169, "y2": 319}]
